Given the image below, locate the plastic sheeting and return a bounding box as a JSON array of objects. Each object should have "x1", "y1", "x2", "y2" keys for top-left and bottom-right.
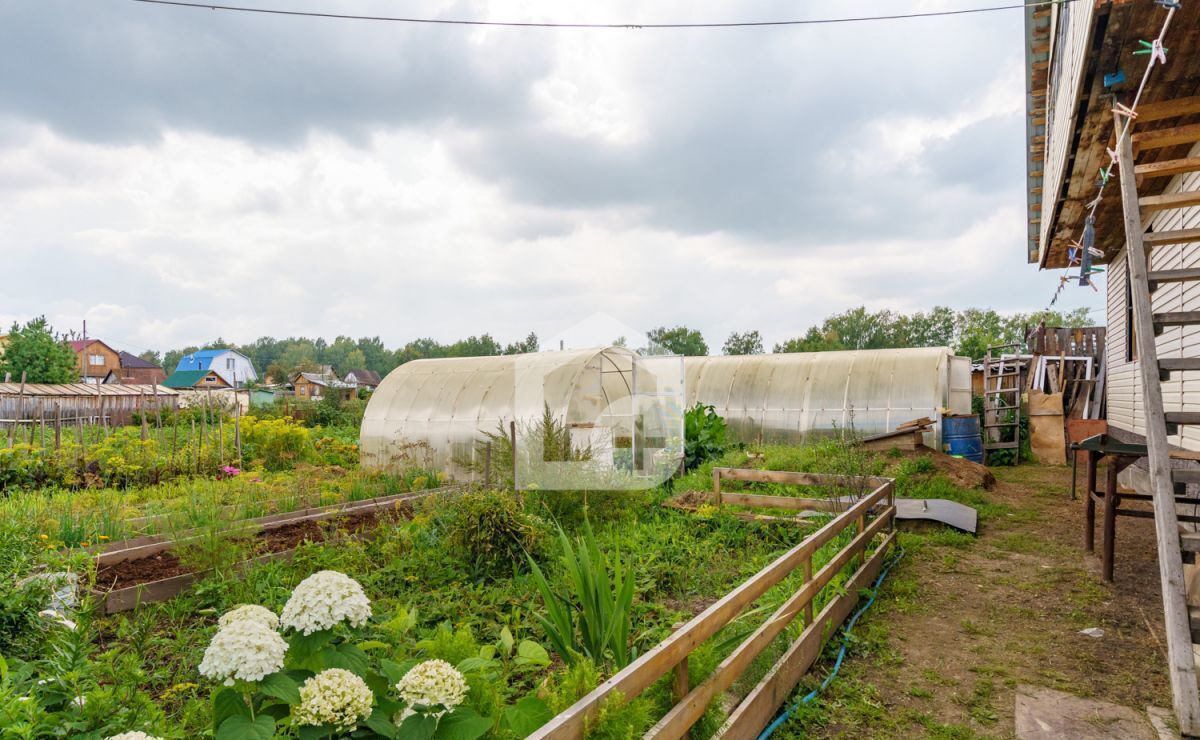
[
  {"x1": 360, "y1": 348, "x2": 684, "y2": 487},
  {"x1": 684, "y1": 347, "x2": 972, "y2": 447}
]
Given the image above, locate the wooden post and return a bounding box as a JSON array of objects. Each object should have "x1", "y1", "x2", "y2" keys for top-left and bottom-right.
[
  {"x1": 9, "y1": 370, "x2": 25, "y2": 448},
  {"x1": 484, "y1": 441, "x2": 493, "y2": 488},
  {"x1": 1114, "y1": 112, "x2": 1200, "y2": 735},
  {"x1": 218, "y1": 401, "x2": 225, "y2": 465},
  {"x1": 234, "y1": 389, "x2": 242, "y2": 465},
  {"x1": 140, "y1": 391, "x2": 148, "y2": 442},
  {"x1": 712, "y1": 468, "x2": 723, "y2": 508},
  {"x1": 671, "y1": 622, "x2": 689, "y2": 703},
  {"x1": 199, "y1": 394, "x2": 207, "y2": 464},
  {"x1": 803, "y1": 555, "x2": 814, "y2": 625},
  {"x1": 1084, "y1": 450, "x2": 1097, "y2": 552},
  {"x1": 192, "y1": 418, "x2": 198, "y2": 473},
  {"x1": 39, "y1": 400, "x2": 46, "y2": 449},
  {"x1": 510, "y1": 420, "x2": 518, "y2": 491},
  {"x1": 1103, "y1": 458, "x2": 1119, "y2": 583},
  {"x1": 76, "y1": 411, "x2": 85, "y2": 466}
]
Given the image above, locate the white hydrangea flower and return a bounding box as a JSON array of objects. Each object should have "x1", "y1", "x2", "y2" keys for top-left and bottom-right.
[
  {"x1": 293, "y1": 668, "x2": 374, "y2": 730},
  {"x1": 395, "y1": 659, "x2": 468, "y2": 713},
  {"x1": 279, "y1": 571, "x2": 371, "y2": 635},
  {"x1": 218, "y1": 604, "x2": 279, "y2": 631},
  {"x1": 198, "y1": 620, "x2": 288, "y2": 686},
  {"x1": 106, "y1": 733, "x2": 164, "y2": 740}
]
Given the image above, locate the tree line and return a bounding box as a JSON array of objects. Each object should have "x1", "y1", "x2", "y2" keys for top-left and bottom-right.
[{"x1": 2, "y1": 305, "x2": 1093, "y2": 384}]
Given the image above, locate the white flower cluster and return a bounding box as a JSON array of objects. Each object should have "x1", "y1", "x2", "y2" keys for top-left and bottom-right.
[
  {"x1": 395, "y1": 659, "x2": 468, "y2": 712},
  {"x1": 105, "y1": 733, "x2": 164, "y2": 740},
  {"x1": 280, "y1": 571, "x2": 372, "y2": 635},
  {"x1": 199, "y1": 619, "x2": 288, "y2": 686},
  {"x1": 293, "y1": 668, "x2": 375, "y2": 729},
  {"x1": 219, "y1": 604, "x2": 279, "y2": 631}
]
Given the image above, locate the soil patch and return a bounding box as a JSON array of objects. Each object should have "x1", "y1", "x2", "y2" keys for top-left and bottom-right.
[
  {"x1": 96, "y1": 505, "x2": 410, "y2": 589},
  {"x1": 899, "y1": 447, "x2": 996, "y2": 490},
  {"x1": 779, "y1": 462, "x2": 1171, "y2": 739}
]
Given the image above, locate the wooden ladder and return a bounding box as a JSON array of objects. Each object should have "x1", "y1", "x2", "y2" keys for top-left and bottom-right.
[
  {"x1": 982, "y1": 344, "x2": 1022, "y2": 465},
  {"x1": 1114, "y1": 103, "x2": 1200, "y2": 735}
]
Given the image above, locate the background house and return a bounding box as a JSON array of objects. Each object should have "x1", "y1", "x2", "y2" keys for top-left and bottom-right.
[
  {"x1": 343, "y1": 368, "x2": 381, "y2": 391},
  {"x1": 163, "y1": 369, "x2": 230, "y2": 389},
  {"x1": 174, "y1": 349, "x2": 257, "y2": 387},
  {"x1": 293, "y1": 371, "x2": 356, "y2": 401},
  {"x1": 70, "y1": 339, "x2": 120, "y2": 383},
  {"x1": 103, "y1": 351, "x2": 167, "y2": 385}
]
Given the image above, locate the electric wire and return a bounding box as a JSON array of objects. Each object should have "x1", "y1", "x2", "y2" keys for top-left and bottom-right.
[{"x1": 130, "y1": 0, "x2": 1078, "y2": 29}]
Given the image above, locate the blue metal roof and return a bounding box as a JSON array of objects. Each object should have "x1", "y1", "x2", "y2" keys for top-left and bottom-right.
[{"x1": 176, "y1": 348, "x2": 229, "y2": 372}]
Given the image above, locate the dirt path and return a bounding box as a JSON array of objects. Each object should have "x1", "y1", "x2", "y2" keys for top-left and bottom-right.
[{"x1": 777, "y1": 463, "x2": 1173, "y2": 739}]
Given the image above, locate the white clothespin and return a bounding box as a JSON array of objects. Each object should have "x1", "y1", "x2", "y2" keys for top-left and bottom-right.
[
  {"x1": 1107, "y1": 147, "x2": 1119, "y2": 169},
  {"x1": 1151, "y1": 38, "x2": 1168, "y2": 66}
]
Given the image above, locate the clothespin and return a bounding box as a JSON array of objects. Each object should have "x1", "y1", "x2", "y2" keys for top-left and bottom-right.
[
  {"x1": 1133, "y1": 39, "x2": 1168, "y2": 66},
  {"x1": 1099, "y1": 166, "x2": 1112, "y2": 186},
  {"x1": 1154, "y1": 0, "x2": 1181, "y2": 10},
  {"x1": 1107, "y1": 147, "x2": 1119, "y2": 170},
  {"x1": 1087, "y1": 193, "x2": 1103, "y2": 210},
  {"x1": 1112, "y1": 101, "x2": 1138, "y2": 120},
  {"x1": 1089, "y1": 246, "x2": 1105, "y2": 259}
]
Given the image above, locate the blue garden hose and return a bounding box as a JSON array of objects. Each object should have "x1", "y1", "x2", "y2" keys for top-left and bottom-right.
[{"x1": 756, "y1": 546, "x2": 907, "y2": 740}]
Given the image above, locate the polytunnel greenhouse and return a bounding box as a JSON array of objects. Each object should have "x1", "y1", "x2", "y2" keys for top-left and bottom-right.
[
  {"x1": 684, "y1": 347, "x2": 972, "y2": 448},
  {"x1": 360, "y1": 347, "x2": 685, "y2": 488}
]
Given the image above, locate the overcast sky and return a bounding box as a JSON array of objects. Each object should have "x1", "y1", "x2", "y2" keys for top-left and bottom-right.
[{"x1": 0, "y1": 0, "x2": 1103, "y2": 356}]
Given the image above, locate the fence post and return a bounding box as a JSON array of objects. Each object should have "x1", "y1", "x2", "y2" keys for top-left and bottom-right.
[
  {"x1": 39, "y1": 400, "x2": 46, "y2": 449},
  {"x1": 712, "y1": 468, "x2": 723, "y2": 508},
  {"x1": 671, "y1": 622, "x2": 689, "y2": 703},
  {"x1": 510, "y1": 420, "x2": 518, "y2": 491},
  {"x1": 54, "y1": 402, "x2": 61, "y2": 450},
  {"x1": 803, "y1": 555, "x2": 814, "y2": 625}
]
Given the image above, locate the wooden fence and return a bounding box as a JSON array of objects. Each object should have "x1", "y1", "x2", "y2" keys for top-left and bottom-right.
[{"x1": 531, "y1": 468, "x2": 896, "y2": 740}]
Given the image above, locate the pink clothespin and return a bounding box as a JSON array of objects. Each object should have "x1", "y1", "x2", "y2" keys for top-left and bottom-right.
[
  {"x1": 1151, "y1": 38, "x2": 1168, "y2": 66},
  {"x1": 1112, "y1": 102, "x2": 1138, "y2": 120},
  {"x1": 1107, "y1": 147, "x2": 1119, "y2": 169}
]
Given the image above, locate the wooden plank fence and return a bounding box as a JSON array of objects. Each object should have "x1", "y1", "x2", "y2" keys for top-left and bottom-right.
[{"x1": 530, "y1": 468, "x2": 896, "y2": 740}]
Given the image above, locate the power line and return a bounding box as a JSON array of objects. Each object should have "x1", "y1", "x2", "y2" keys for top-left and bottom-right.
[{"x1": 130, "y1": 0, "x2": 1079, "y2": 29}]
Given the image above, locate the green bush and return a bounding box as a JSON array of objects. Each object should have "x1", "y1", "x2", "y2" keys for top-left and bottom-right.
[
  {"x1": 684, "y1": 403, "x2": 728, "y2": 470},
  {"x1": 442, "y1": 490, "x2": 546, "y2": 580}
]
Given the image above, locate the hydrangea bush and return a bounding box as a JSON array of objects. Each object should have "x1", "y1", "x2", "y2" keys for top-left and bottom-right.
[{"x1": 194, "y1": 571, "x2": 537, "y2": 740}]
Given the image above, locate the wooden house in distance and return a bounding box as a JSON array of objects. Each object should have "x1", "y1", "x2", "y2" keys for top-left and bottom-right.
[
  {"x1": 162, "y1": 369, "x2": 230, "y2": 389},
  {"x1": 69, "y1": 339, "x2": 120, "y2": 383},
  {"x1": 103, "y1": 351, "x2": 167, "y2": 386},
  {"x1": 1026, "y1": 0, "x2": 1200, "y2": 730},
  {"x1": 343, "y1": 368, "x2": 382, "y2": 391},
  {"x1": 293, "y1": 372, "x2": 356, "y2": 401}
]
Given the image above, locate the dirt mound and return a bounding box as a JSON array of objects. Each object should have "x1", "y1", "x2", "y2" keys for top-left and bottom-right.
[
  {"x1": 927, "y1": 449, "x2": 996, "y2": 490},
  {"x1": 892, "y1": 447, "x2": 996, "y2": 490}
]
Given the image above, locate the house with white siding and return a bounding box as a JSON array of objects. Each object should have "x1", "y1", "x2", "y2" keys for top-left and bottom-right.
[
  {"x1": 174, "y1": 348, "x2": 257, "y2": 387},
  {"x1": 1027, "y1": 0, "x2": 1200, "y2": 730}
]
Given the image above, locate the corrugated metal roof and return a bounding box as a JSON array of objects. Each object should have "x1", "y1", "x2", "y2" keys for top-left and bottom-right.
[
  {"x1": 0, "y1": 383, "x2": 178, "y2": 396},
  {"x1": 163, "y1": 370, "x2": 222, "y2": 388}
]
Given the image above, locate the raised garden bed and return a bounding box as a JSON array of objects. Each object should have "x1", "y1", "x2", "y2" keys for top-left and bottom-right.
[{"x1": 90, "y1": 486, "x2": 457, "y2": 613}]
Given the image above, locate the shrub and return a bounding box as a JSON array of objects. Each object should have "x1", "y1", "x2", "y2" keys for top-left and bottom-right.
[
  {"x1": 442, "y1": 490, "x2": 546, "y2": 580},
  {"x1": 684, "y1": 403, "x2": 727, "y2": 470},
  {"x1": 239, "y1": 416, "x2": 312, "y2": 471},
  {"x1": 528, "y1": 519, "x2": 636, "y2": 669}
]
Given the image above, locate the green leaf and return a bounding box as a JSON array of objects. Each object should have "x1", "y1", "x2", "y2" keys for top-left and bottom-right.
[
  {"x1": 455, "y1": 656, "x2": 497, "y2": 674},
  {"x1": 434, "y1": 707, "x2": 492, "y2": 740},
  {"x1": 213, "y1": 687, "x2": 250, "y2": 730},
  {"x1": 257, "y1": 671, "x2": 301, "y2": 705},
  {"x1": 504, "y1": 695, "x2": 552, "y2": 738},
  {"x1": 365, "y1": 708, "x2": 400, "y2": 738},
  {"x1": 398, "y1": 712, "x2": 438, "y2": 740},
  {"x1": 380, "y1": 659, "x2": 407, "y2": 685},
  {"x1": 316, "y1": 643, "x2": 370, "y2": 675},
  {"x1": 498, "y1": 627, "x2": 514, "y2": 655},
  {"x1": 356, "y1": 640, "x2": 391, "y2": 652},
  {"x1": 297, "y1": 725, "x2": 336, "y2": 740},
  {"x1": 513, "y1": 640, "x2": 550, "y2": 667},
  {"x1": 288, "y1": 628, "x2": 335, "y2": 664},
  {"x1": 216, "y1": 713, "x2": 275, "y2": 740}
]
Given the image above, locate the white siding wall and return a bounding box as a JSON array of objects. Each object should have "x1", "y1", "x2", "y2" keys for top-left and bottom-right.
[
  {"x1": 1039, "y1": 1, "x2": 1096, "y2": 254},
  {"x1": 1107, "y1": 142, "x2": 1200, "y2": 448}
]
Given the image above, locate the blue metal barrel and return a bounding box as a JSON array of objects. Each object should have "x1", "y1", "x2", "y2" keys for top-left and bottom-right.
[{"x1": 942, "y1": 415, "x2": 984, "y2": 464}]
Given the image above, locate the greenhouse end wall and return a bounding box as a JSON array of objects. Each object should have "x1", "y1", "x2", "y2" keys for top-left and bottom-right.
[{"x1": 683, "y1": 347, "x2": 972, "y2": 448}]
